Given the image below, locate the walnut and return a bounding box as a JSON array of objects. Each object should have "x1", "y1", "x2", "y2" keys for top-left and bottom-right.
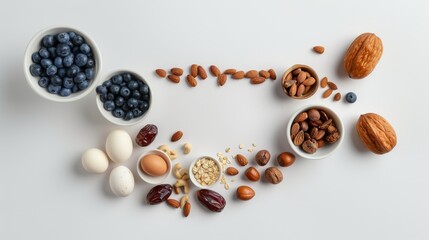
[{"x1": 356, "y1": 113, "x2": 397, "y2": 154}]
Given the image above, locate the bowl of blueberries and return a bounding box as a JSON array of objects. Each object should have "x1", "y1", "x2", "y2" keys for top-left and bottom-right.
[
  {"x1": 24, "y1": 25, "x2": 102, "y2": 102},
  {"x1": 96, "y1": 70, "x2": 151, "y2": 126}
]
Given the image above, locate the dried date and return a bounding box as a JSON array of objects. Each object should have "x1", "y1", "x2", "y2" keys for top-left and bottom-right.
[
  {"x1": 146, "y1": 184, "x2": 173, "y2": 205},
  {"x1": 136, "y1": 124, "x2": 158, "y2": 147},
  {"x1": 196, "y1": 189, "x2": 226, "y2": 212}
]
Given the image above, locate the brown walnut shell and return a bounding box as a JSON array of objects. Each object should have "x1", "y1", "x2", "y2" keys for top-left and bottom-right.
[
  {"x1": 343, "y1": 33, "x2": 383, "y2": 79},
  {"x1": 356, "y1": 113, "x2": 397, "y2": 154}
]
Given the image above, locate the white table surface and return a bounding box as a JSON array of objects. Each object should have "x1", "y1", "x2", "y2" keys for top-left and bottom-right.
[{"x1": 1, "y1": 0, "x2": 428, "y2": 239}]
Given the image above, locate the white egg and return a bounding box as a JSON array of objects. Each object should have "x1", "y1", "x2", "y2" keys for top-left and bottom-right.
[
  {"x1": 81, "y1": 148, "x2": 109, "y2": 173},
  {"x1": 105, "y1": 129, "x2": 133, "y2": 163},
  {"x1": 109, "y1": 166, "x2": 135, "y2": 197}
]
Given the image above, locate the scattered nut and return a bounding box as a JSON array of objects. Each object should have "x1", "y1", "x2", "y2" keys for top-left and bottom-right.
[
  {"x1": 171, "y1": 131, "x2": 183, "y2": 142},
  {"x1": 313, "y1": 46, "x2": 325, "y2": 54},
  {"x1": 166, "y1": 199, "x2": 180, "y2": 208},
  {"x1": 225, "y1": 167, "x2": 239, "y2": 176},
  {"x1": 197, "y1": 66, "x2": 207, "y2": 79},
  {"x1": 236, "y1": 185, "x2": 255, "y2": 200},
  {"x1": 171, "y1": 67, "x2": 183, "y2": 76},
  {"x1": 180, "y1": 194, "x2": 189, "y2": 208},
  {"x1": 264, "y1": 167, "x2": 283, "y2": 184},
  {"x1": 209, "y1": 65, "x2": 220, "y2": 77},
  {"x1": 183, "y1": 202, "x2": 191, "y2": 217},
  {"x1": 155, "y1": 69, "x2": 166, "y2": 78},
  {"x1": 277, "y1": 152, "x2": 295, "y2": 167},
  {"x1": 167, "y1": 74, "x2": 180, "y2": 83},
  {"x1": 190, "y1": 64, "x2": 198, "y2": 77},
  {"x1": 245, "y1": 167, "x2": 260, "y2": 182},
  {"x1": 183, "y1": 143, "x2": 192, "y2": 154},
  {"x1": 255, "y1": 150, "x2": 271, "y2": 166},
  {"x1": 235, "y1": 154, "x2": 248, "y2": 166},
  {"x1": 224, "y1": 69, "x2": 237, "y2": 75}
]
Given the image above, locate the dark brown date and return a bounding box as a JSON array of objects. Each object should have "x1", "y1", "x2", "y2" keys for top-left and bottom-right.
[
  {"x1": 196, "y1": 189, "x2": 226, "y2": 212},
  {"x1": 146, "y1": 184, "x2": 173, "y2": 205},
  {"x1": 136, "y1": 124, "x2": 158, "y2": 147}
]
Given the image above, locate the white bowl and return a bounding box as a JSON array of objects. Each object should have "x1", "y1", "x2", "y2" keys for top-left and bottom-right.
[
  {"x1": 96, "y1": 70, "x2": 151, "y2": 126},
  {"x1": 188, "y1": 156, "x2": 222, "y2": 188},
  {"x1": 23, "y1": 25, "x2": 102, "y2": 102},
  {"x1": 286, "y1": 105, "x2": 344, "y2": 160},
  {"x1": 136, "y1": 150, "x2": 172, "y2": 184}
]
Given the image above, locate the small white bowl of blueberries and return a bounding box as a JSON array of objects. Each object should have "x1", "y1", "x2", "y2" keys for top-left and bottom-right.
[
  {"x1": 24, "y1": 25, "x2": 102, "y2": 102},
  {"x1": 95, "y1": 70, "x2": 151, "y2": 126}
]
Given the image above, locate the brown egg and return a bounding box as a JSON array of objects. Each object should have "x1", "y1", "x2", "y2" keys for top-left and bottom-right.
[{"x1": 140, "y1": 154, "x2": 167, "y2": 176}]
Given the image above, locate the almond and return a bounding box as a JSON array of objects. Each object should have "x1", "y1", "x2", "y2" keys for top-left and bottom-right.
[
  {"x1": 171, "y1": 68, "x2": 183, "y2": 76},
  {"x1": 294, "y1": 112, "x2": 308, "y2": 123},
  {"x1": 296, "y1": 84, "x2": 305, "y2": 97},
  {"x1": 224, "y1": 69, "x2": 237, "y2": 75},
  {"x1": 167, "y1": 199, "x2": 180, "y2": 208},
  {"x1": 232, "y1": 71, "x2": 245, "y2": 79},
  {"x1": 288, "y1": 83, "x2": 297, "y2": 96},
  {"x1": 225, "y1": 167, "x2": 239, "y2": 176},
  {"x1": 322, "y1": 89, "x2": 333, "y2": 98},
  {"x1": 186, "y1": 75, "x2": 197, "y2": 87},
  {"x1": 171, "y1": 131, "x2": 183, "y2": 142},
  {"x1": 209, "y1": 65, "x2": 220, "y2": 77},
  {"x1": 167, "y1": 74, "x2": 180, "y2": 83},
  {"x1": 303, "y1": 85, "x2": 312, "y2": 94},
  {"x1": 297, "y1": 71, "x2": 307, "y2": 83},
  {"x1": 197, "y1": 66, "x2": 207, "y2": 79},
  {"x1": 285, "y1": 72, "x2": 293, "y2": 80},
  {"x1": 190, "y1": 64, "x2": 198, "y2": 77},
  {"x1": 292, "y1": 68, "x2": 302, "y2": 75},
  {"x1": 236, "y1": 154, "x2": 248, "y2": 166},
  {"x1": 313, "y1": 46, "x2": 325, "y2": 54},
  {"x1": 183, "y1": 202, "x2": 191, "y2": 217},
  {"x1": 217, "y1": 74, "x2": 227, "y2": 86},
  {"x1": 259, "y1": 70, "x2": 270, "y2": 79},
  {"x1": 320, "y1": 77, "x2": 328, "y2": 88},
  {"x1": 250, "y1": 77, "x2": 266, "y2": 84},
  {"x1": 327, "y1": 82, "x2": 338, "y2": 90},
  {"x1": 155, "y1": 69, "x2": 166, "y2": 78},
  {"x1": 302, "y1": 77, "x2": 316, "y2": 86},
  {"x1": 333, "y1": 92, "x2": 341, "y2": 101},
  {"x1": 268, "y1": 69, "x2": 276, "y2": 80},
  {"x1": 245, "y1": 70, "x2": 258, "y2": 78}
]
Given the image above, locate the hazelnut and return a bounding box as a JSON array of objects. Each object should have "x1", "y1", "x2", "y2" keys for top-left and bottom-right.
[
  {"x1": 255, "y1": 150, "x2": 271, "y2": 166},
  {"x1": 235, "y1": 154, "x2": 248, "y2": 166},
  {"x1": 264, "y1": 167, "x2": 283, "y2": 184},
  {"x1": 245, "y1": 167, "x2": 260, "y2": 182},
  {"x1": 236, "y1": 186, "x2": 255, "y2": 200},
  {"x1": 277, "y1": 152, "x2": 295, "y2": 167}
]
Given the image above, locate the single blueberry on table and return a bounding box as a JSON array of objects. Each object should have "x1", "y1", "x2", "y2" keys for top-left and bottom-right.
[
  {"x1": 110, "y1": 85, "x2": 120, "y2": 95},
  {"x1": 79, "y1": 43, "x2": 91, "y2": 54},
  {"x1": 54, "y1": 57, "x2": 63, "y2": 68},
  {"x1": 96, "y1": 85, "x2": 108, "y2": 95},
  {"x1": 85, "y1": 68, "x2": 94, "y2": 80},
  {"x1": 48, "y1": 47, "x2": 57, "y2": 58},
  {"x1": 112, "y1": 108, "x2": 125, "y2": 118},
  {"x1": 133, "y1": 108, "x2": 143, "y2": 117},
  {"x1": 38, "y1": 48, "x2": 50, "y2": 59},
  {"x1": 111, "y1": 75, "x2": 123, "y2": 85},
  {"x1": 56, "y1": 43, "x2": 71, "y2": 57},
  {"x1": 104, "y1": 100, "x2": 115, "y2": 111},
  {"x1": 127, "y1": 98, "x2": 138, "y2": 108},
  {"x1": 115, "y1": 96, "x2": 125, "y2": 107},
  {"x1": 74, "y1": 72, "x2": 86, "y2": 84},
  {"x1": 123, "y1": 111, "x2": 134, "y2": 121},
  {"x1": 42, "y1": 35, "x2": 55, "y2": 47},
  {"x1": 59, "y1": 88, "x2": 72, "y2": 97},
  {"x1": 127, "y1": 80, "x2": 139, "y2": 90},
  {"x1": 63, "y1": 77, "x2": 74, "y2": 89},
  {"x1": 50, "y1": 75, "x2": 62, "y2": 86},
  {"x1": 345, "y1": 92, "x2": 357, "y2": 103},
  {"x1": 78, "y1": 80, "x2": 89, "y2": 90},
  {"x1": 46, "y1": 65, "x2": 58, "y2": 76},
  {"x1": 32, "y1": 52, "x2": 41, "y2": 63},
  {"x1": 57, "y1": 32, "x2": 70, "y2": 43},
  {"x1": 30, "y1": 64, "x2": 42, "y2": 76},
  {"x1": 40, "y1": 58, "x2": 53, "y2": 69},
  {"x1": 132, "y1": 90, "x2": 141, "y2": 99},
  {"x1": 119, "y1": 86, "x2": 131, "y2": 98},
  {"x1": 122, "y1": 73, "x2": 132, "y2": 82},
  {"x1": 72, "y1": 35, "x2": 84, "y2": 45},
  {"x1": 107, "y1": 93, "x2": 115, "y2": 101},
  {"x1": 86, "y1": 58, "x2": 95, "y2": 68},
  {"x1": 38, "y1": 77, "x2": 49, "y2": 88},
  {"x1": 47, "y1": 84, "x2": 61, "y2": 94},
  {"x1": 103, "y1": 80, "x2": 112, "y2": 88},
  {"x1": 63, "y1": 54, "x2": 74, "y2": 67},
  {"x1": 75, "y1": 53, "x2": 88, "y2": 67}
]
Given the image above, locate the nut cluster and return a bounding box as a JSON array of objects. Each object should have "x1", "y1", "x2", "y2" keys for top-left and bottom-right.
[
  {"x1": 291, "y1": 108, "x2": 341, "y2": 153},
  {"x1": 282, "y1": 67, "x2": 317, "y2": 98},
  {"x1": 320, "y1": 77, "x2": 341, "y2": 101},
  {"x1": 192, "y1": 157, "x2": 220, "y2": 186}
]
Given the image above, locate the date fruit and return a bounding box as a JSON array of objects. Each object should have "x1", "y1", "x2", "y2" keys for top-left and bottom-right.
[
  {"x1": 196, "y1": 189, "x2": 226, "y2": 212},
  {"x1": 146, "y1": 184, "x2": 173, "y2": 205},
  {"x1": 136, "y1": 124, "x2": 158, "y2": 147}
]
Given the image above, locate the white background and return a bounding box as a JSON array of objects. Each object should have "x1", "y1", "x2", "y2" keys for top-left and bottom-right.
[{"x1": 1, "y1": 0, "x2": 428, "y2": 239}]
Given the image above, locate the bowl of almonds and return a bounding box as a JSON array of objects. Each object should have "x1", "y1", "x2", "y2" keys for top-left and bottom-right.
[
  {"x1": 281, "y1": 64, "x2": 319, "y2": 99},
  {"x1": 287, "y1": 105, "x2": 344, "y2": 159}
]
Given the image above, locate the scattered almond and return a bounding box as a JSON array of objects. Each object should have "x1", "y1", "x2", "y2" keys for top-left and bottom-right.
[
  {"x1": 259, "y1": 70, "x2": 270, "y2": 79},
  {"x1": 167, "y1": 199, "x2": 180, "y2": 208},
  {"x1": 322, "y1": 88, "x2": 333, "y2": 98},
  {"x1": 209, "y1": 65, "x2": 220, "y2": 77},
  {"x1": 224, "y1": 69, "x2": 237, "y2": 75},
  {"x1": 171, "y1": 131, "x2": 183, "y2": 142},
  {"x1": 320, "y1": 77, "x2": 328, "y2": 88},
  {"x1": 268, "y1": 69, "x2": 277, "y2": 80},
  {"x1": 183, "y1": 202, "x2": 191, "y2": 217},
  {"x1": 333, "y1": 92, "x2": 341, "y2": 101},
  {"x1": 190, "y1": 64, "x2": 198, "y2": 77},
  {"x1": 218, "y1": 74, "x2": 227, "y2": 86},
  {"x1": 251, "y1": 77, "x2": 266, "y2": 84},
  {"x1": 155, "y1": 69, "x2": 166, "y2": 78},
  {"x1": 245, "y1": 70, "x2": 258, "y2": 78},
  {"x1": 167, "y1": 74, "x2": 180, "y2": 83},
  {"x1": 327, "y1": 82, "x2": 338, "y2": 90},
  {"x1": 197, "y1": 66, "x2": 207, "y2": 79},
  {"x1": 186, "y1": 75, "x2": 197, "y2": 87},
  {"x1": 313, "y1": 46, "x2": 325, "y2": 54},
  {"x1": 171, "y1": 68, "x2": 183, "y2": 76},
  {"x1": 226, "y1": 167, "x2": 239, "y2": 176},
  {"x1": 232, "y1": 71, "x2": 245, "y2": 79}
]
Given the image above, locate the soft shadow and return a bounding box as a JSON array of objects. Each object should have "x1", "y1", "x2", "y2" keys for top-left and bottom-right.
[
  {"x1": 335, "y1": 45, "x2": 350, "y2": 79},
  {"x1": 101, "y1": 169, "x2": 117, "y2": 199},
  {"x1": 273, "y1": 78, "x2": 288, "y2": 100},
  {"x1": 81, "y1": 93, "x2": 106, "y2": 125},
  {"x1": 350, "y1": 122, "x2": 369, "y2": 154},
  {"x1": 73, "y1": 157, "x2": 89, "y2": 178}
]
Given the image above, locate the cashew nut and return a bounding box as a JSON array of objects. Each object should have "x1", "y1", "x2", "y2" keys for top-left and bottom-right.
[
  {"x1": 158, "y1": 145, "x2": 178, "y2": 160},
  {"x1": 180, "y1": 195, "x2": 189, "y2": 208},
  {"x1": 173, "y1": 163, "x2": 183, "y2": 179},
  {"x1": 169, "y1": 149, "x2": 178, "y2": 160},
  {"x1": 173, "y1": 185, "x2": 181, "y2": 194},
  {"x1": 175, "y1": 179, "x2": 190, "y2": 194},
  {"x1": 158, "y1": 145, "x2": 170, "y2": 153},
  {"x1": 183, "y1": 143, "x2": 192, "y2": 154}
]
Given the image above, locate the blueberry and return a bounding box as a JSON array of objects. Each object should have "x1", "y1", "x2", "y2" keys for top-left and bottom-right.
[
  {"x1": 72, "y1": 85, "x2": 79, "y2": 93},
  {"x1": 132, "y1": 90, "x2": 141, "y2": 99},
  {"x1": 112, "y1": 108, "x2": 125, "y2": 118},
  {"x1": 47, "y1": 84, "x2": 61, "y2": 94},
  {"x1": 30, "y1": 64, "x2": 42, "y2": 76},
  {"x1": 119, "y1": 86, "x2": 131, "y2": 98},
  {"x1": 46, "y1": 65, "x2": 57, "y2": 76},
  {"x1": 112, "y1": 74, "x2": 123, "y2": 84},
  {"x1": 123, "y1": 111, "x2": 134, "y2": 121},
  {"x1": 133, "y1": 108, "x2": 143, "y2": 117},
  {"x1": 142, "y1": 94, "x2": 150, "y2": 101},
  {"x1": 56, "y1": 44, "x2": 71, "y2": 57},
  {"x1": 66, "y1": 41, "x2": 74, "y2": 49},
  {"x1": 38, "y1": 77, "x2": 49, "y2": 88},
  {"x1": 42, "y1": 35, "x2": 55, "y2": 47},
  {"x1": 104, "y1": 100, "x2": 115, "y2": 111},
  {"x1": 110, "y1": 84, "x2": 120, "y2": 95},
  {"x1": 85, "y1": 68, "x2": 94, "y2": 80},
  {"x1": 57, "y1": 32, "x2": 70, "y2": 43},
  {"x1": 63, "y1": 54, "x2": 74, "y2": 67},
  {"x1": 74, "y1": 72, "x2": 86, "y2": 83},
  {"x1": 57, "y1": 68, "x2": 66, "y2": 78},
  {"x1": 31, "y1": 52, "x2": 41, "y2": 63},
  {"x1": 59, "y1": 88, "x2": 72, "y2": 96},
  {"x1": 345, "y1": 92, "x2": 357, "y2": 103},
  {"x1": 138, "y1": 100, "x2": 149, "y2": 111},
  {"x1": 96, "y1": 85, "x2": 107, "y2": 95},
  {"x1": 107, "y1": 93, "x2": 115, "y2": 101},
  {"x1": 100, "y1": 94, "x2": 107, "y2": 102},
  {"x1": 78, "y1": 80, "x2": 89, "y2": 90},
  {"x1": 115, "y1": 96, "x2": 125, "y2": 106},
  {"x1": 38, "y1": 48, "x2": 50, "y2": 58},
  {"x1": 79, "y1": 43, "x2": 90, "y2": 54},
  {"x1": 120, "y1": 82, "x2": 127, "y2": 87},
  {"x1": 140, "y1": 84, "x2": 149, "y2": 94},
  {"x1": 48, "y1": 47, "x2": 57, "y2": 58},
  {"x1": 68, "y1": 31, "x2": 77, "y2": 39},
  {"x1": 40, "y1": 58, "x2": 52, "y2": 69},
  {"x1": 85, "y1": 58, "x2": 94, "y2": 68},
  {"x1": 72, "y1": 46, "x2": 80, "y2": 54},
  {"x1": 75, "y1": 53, "x2": 88, "y2": 67},
  {"x1": 122, "y1": 73, "x2": 132, "y2": 82},
  {"x1": 127, "y1": 80, "x2": 139, "y2": 90},
  {"x1": 103, "y1": 80, "x2": 112, "y2": 88},
  {"x1": 54, "y1": 57, "x2": 63, "y2": 68},
  {"x1": 50, "y1": 75, "x2": 62, "y2": 86},
  {"x1": 72, "y1": 35, "x2": 84, "y2": 45},
  {"x1": 63, "y1": 77, "x2": 74, "y2": 89},
  {"x1": 122, "y1": 103, "x2": 131, "y2": 112},
  {"x1": 127, "y1": 98, "x2": 138, "y2": 108}
]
